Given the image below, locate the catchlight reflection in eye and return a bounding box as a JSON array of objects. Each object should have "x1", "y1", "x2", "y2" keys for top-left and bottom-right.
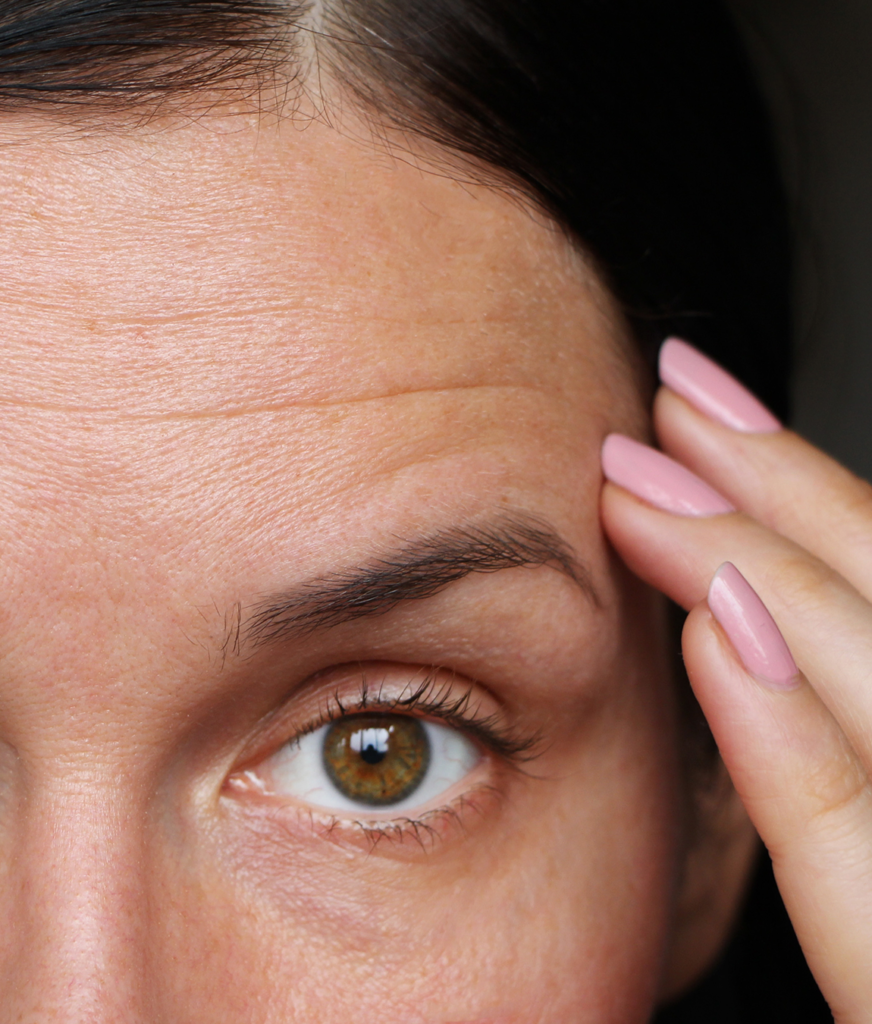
[{"x1": 266, "y1": 714, "x2": 481, "y2": 814}]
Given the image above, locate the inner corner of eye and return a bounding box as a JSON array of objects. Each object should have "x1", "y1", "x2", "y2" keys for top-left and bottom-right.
[{"x1": 261, "y1": 713, "x2": 481, "y2": 815}]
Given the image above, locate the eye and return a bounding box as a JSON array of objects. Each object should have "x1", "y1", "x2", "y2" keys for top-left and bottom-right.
[{"x1": 259, "y1": 712, "x2": 481, "y2": 815}]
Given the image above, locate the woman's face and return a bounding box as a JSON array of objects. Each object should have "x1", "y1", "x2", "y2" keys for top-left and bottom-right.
[{"x1": 0, "y1": 111, "x2": 718, "y2": 1021}]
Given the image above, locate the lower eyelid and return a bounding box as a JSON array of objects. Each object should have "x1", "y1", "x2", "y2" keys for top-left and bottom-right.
[{"x1": 227, "y1": 777, "x2": 504, "y2": 855}]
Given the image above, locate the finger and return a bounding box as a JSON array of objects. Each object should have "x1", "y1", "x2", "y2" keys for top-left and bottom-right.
[
  {"x1": 654, "y1": 338, "x2": 872, "y2": 604},
  {"x1": 684, "y1": 573, "x2": 872, "y2": 1022},
  {"x1": 600, "y1": 439, "x2": 872, "y2": 768}
]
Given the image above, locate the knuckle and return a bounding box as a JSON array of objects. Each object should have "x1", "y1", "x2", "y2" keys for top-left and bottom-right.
[
  {"x1": 767, "y1": 551, "x2": 844, "y2": 614},
  {"x1": 833, "y1": 468, "x2": 872, "y2": 518},
  {"x1": 801, "y1": 746, "x2": 872, "y2": 835},
  {"x1": 830, "y1": 477, "x2": 872, "y2": 552}
]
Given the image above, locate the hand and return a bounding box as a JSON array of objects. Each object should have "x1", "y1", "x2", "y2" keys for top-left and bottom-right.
[{"x1": 601, "y1": 339, "x2": 872, "y2": 1022}]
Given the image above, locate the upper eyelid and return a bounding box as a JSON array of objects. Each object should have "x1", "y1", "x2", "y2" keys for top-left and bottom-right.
[
  {"x1": 294, "y1": 684, "x2": 538, "y2": 762},
  {"x1": 240, "y1": 668, "x2": 541, "y2": 773}
]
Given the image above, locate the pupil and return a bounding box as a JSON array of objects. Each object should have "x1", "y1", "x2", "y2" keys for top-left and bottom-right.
[
  {"x1": 361, "y1": 743, "x2": 385, "y2": 765},
  {"x1": 350, "y1": 726, "x2": 390, "y2": 764}
]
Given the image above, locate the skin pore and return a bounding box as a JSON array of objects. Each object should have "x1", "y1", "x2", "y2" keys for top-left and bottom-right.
[{"x1": 0, "y1": 106, "x2": 753, "y2": 1021}]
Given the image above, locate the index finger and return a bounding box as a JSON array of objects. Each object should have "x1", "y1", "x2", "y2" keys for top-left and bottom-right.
[{"x1": 654, "y1": 341, "x2": 872, "y2": 605}]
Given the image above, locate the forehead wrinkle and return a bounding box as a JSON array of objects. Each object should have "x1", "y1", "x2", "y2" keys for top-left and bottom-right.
[
  {"x1": 0, "y1": 382, "x2": 548, "y2": 422},
  {"x1": 0, "y1": 383, "x2": 568, "y2": 534}
]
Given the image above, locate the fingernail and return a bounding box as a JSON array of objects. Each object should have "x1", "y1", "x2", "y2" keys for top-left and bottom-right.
[
  {"x1": 659, "y1": 338, "x2": 782, "y2": 433},
  {"x1": 708, "y1": 562, "x2": 799, "y2": 690},
  {"x1": 602, "y1": 434, "x2": 735, "y2": 517}
]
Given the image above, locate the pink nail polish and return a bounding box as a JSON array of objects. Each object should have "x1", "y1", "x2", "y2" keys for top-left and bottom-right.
[
  {"x1": 708, "y1": 563, "x2": 799, "y2": 690},
  {"x1": 659, "y1": 338, "x2": 782, "y2": 433},
  {"x1": 602, "y1": 434, "x2": 735, "y2": 517}
]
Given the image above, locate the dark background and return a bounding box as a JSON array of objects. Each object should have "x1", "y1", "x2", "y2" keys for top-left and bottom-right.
[
  {"x1": 731, "y1": 0, "x2": 872, "y2": 476},
  {"x1": 661, "y1": 5, "x2": 864, "y2": 1017},
  {"x1": 654, "y1": 853, "x2": 833, "y2": 1022}
]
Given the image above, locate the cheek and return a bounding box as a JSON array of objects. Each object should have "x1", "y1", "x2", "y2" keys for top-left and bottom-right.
[{"x1": 505, "y1": 702, "x2": 682, "y2": 1022}]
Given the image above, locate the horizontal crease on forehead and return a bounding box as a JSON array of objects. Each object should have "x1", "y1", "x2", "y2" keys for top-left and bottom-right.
[
  {"x1": 0, "y1": 383, "x2": 548, "y2": 423},
  {"x1": 240, "y1": 509, "x2": 598, "y2": 651}
]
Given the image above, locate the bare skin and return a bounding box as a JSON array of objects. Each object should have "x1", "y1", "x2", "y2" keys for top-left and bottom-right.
[{"x1": 0, "y1": 109, "x2": 753, "y2": 1021}]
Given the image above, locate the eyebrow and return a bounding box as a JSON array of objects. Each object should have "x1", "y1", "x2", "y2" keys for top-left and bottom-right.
[{"x1": 239, "y1": 510, "x2": 597, "y2": 651}]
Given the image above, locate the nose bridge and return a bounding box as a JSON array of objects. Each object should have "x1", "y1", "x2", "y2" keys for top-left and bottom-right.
[{"x1": 0, "y1": 776, "x2": 153, "y2": 1022}]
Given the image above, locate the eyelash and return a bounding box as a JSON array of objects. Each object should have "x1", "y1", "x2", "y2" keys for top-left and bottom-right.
[
  {"x1": 312, "y1": 672, "x2": 538, "y2": 761},
  {"x1": 244, "y1": 670, "x2": 540, "y2": 846}
]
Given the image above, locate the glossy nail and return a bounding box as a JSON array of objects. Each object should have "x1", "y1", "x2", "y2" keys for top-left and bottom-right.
[
  {"x1": 708, "y1": 563, "x2": 799, "y2": 690},
  {"x1": 602, "y1": 434, "x2": 735, "y2": 517},
  {"x1": 659, "y1": 337, "x2": 782, "y2": 433}
]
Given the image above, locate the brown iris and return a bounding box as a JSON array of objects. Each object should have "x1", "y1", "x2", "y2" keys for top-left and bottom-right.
[{"x1": 322, "y1": 714, "x2": 431, "y2": 806}]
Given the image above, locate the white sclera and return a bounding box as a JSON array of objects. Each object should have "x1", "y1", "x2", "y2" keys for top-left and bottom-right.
[{"x1": 267, "y1": 718, "x2": 481, "y2": 815}]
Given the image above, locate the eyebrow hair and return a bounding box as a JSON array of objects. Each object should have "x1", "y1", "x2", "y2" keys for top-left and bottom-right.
[{"x1": 241, "y1": 511, "x2": 596, "y2": 650}]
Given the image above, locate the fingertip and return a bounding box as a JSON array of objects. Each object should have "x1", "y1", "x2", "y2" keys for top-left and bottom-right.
[
  {"x1": 707, "y1": 563, "x2": 800, "y2": 691},
  {"x1": 601, "y1": 433, "x2": 735, "y2": 517},
  {"x1": 658, "y1": 337, "x2": 783, "y2": 434}
]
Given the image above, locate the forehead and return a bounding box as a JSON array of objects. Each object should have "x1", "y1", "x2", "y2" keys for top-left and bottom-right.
[
  {"x1": 0, "y1": 114, "x2": 643, "y2": 594},
  {"x1": 0, "y1": 114, "x2": 634, "y2": 395}
]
